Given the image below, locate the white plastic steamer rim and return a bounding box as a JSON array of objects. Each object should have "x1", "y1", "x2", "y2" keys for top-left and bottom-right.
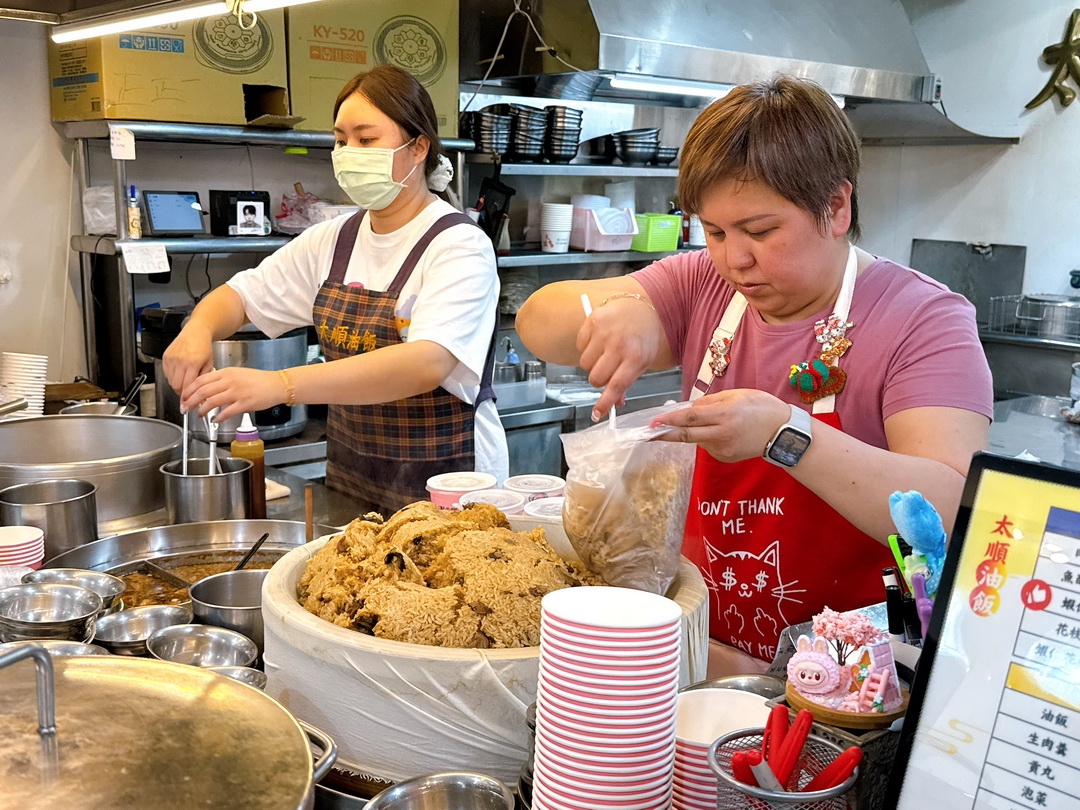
[
  {"x1": 504, "y1": 474, "x2": 565, "y2": 493},
  {"x1": 458, "y1": 489, "x2": 527, "y2": 511},
  {"x1": 523, "y1": 497, "x2": 565, "y2": 518},
  {"x1": 541, "y1": 586, "x2": 682, "y2": 629},
  {"x1": 424, "y1": 471, "x2": 496, "y2": 492}
]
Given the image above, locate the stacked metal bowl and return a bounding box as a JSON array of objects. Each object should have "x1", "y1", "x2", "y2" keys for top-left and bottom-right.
[
  {"x1": 651, "y1": 145, "x2": 680, "y2": 166},
  {"x1": 578, "y1": 134, "x2": 617, "y2": 164},
  {"x1": 463, "y1": 109, "x2": 511, "y2": 156},
  {"x1": 507, "y1": 103, "x2": 547, "y2": 162},
  {"x1": 0, "y1": 582, "x2": 102, "y2": 642},
  {"x1": 614, "y1": 127, "x2": 661, "y2": 165},
  {"x1": 543, "y1": 105, "x2": 583, "y2": 164}
]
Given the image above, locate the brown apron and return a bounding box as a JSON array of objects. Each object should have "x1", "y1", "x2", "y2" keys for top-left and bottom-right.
[{"x1": 312, "y1": 211, "x2": 495, "y2": 514}]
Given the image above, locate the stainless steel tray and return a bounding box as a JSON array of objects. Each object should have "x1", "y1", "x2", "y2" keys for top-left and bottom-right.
[{"x1": 43, "y1": 519, "x2": 339, "y2": 571}]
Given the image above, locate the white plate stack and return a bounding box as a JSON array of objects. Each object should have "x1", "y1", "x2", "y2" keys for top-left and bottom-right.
[
  {"x1": 0, "y1": 352, "x2": 48, "y2": 418},
  {"x1": 673, "y1": 689, "x2": 771, "y2": 809},
  {"x1": 540, "y1": 203, "x2": 574, "y2": 254},
  {"x1": 532, "y1": 586, "x2": 681, "y2": 810}
]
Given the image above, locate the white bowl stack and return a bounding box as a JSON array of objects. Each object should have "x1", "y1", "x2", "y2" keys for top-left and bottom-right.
[
  {"x1": 540, "y1": 203, "x2": 574, "y2": 254},
  {"x1": 0, "y1": 352, "x2": 48, "y2": 418},
  {"x1": 0, "y1": 526, "x2": 46, "y2": 569},
  {"x1": 532, "y1": 586, "x2": 681, "y2": 810},
  {"x1": 673, "y1": 689, "x2": 772, "y2": 809}
]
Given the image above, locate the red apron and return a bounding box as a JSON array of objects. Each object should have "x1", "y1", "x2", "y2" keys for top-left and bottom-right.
[
  {"x1": 312, "y1": 211, "x2": 495, "y2": 515},
  {"x1": 683, "y1": 246, "x2": 894, "y2": 662}
]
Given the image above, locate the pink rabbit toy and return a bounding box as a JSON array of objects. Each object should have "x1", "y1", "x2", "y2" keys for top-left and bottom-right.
[{"x1": 787, "y1": 635, "x2": 852, "y2": 707}]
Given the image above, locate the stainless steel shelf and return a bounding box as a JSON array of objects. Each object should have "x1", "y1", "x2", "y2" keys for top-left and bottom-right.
[
  {"x1": 466, "y1": 157, "x2": 678, "y2": 177},
  {"x1": 71, "y1": 234, "x2": 290, "y2": 256},
  {"x1": 58, "y1": 120, "x2": 474, "y2": 152},
  {"x1": 498, "y1": 247, "x2": 696, "y2": 268}
]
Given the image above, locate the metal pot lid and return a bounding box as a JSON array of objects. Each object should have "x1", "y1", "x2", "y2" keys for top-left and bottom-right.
[
  {"x1": 1022, "y1": 293, "x2": 1080, "y2": 306},
  {"x1": 0, "y1": 655, "x2": 312, "y2": 809}
]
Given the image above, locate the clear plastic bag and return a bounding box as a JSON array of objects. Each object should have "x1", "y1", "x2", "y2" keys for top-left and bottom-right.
[
  {"x1": 82, "y1": 186, "x2": 117, "y2": 235},
  {"x1": 560, "y1": 401, "x2": 696, "y2": 594},
  {"x1": 274, "y1": 184, "x2": 324, "y2": 234}
]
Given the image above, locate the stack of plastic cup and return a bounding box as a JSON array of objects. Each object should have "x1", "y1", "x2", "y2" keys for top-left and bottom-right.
[
  {"x1": 0, "y1": 352, "x2": 48, "y2": 417},
  {"x1": 540, "y1": 203, "x2": 574, "y2": 254},
  {"x1": 0, "y1": 526, "x2": 46, "y2": 569},
  {"x1": 532, "y1": 586, "x2": 682, "y2": 810},
  {"x1": 673, "y1": 689, "x2": 771, "y2": 809}
]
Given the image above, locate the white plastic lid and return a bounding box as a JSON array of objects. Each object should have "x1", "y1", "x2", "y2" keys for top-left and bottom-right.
[
  {"x1": 457, "y1": 489, "x2": 527, "y2": 514},
  {"x1": 425, "y1": 472, "x2": 497, "y2": 493},
  {"x1": 522, "y1": 496, "x2": 565, "y2": 518},
  {"x1": 503, "y1": 474, "x2": 565, "y2": 493}
]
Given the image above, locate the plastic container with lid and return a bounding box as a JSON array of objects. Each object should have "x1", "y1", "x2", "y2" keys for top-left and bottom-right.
[
  {"x1": 230, "y1": 413, "x2": 265, "y2": 519},
  {"x1": 503, "y1": 474, "x2": 565, "y2": 502},
  {"x1": 522, "y1": 496, "x2": 565, "y2": 519},
  {"x1": 425, "y1": 472, "x2": 497, "y2": 509},
  {"x1": 457, "y1": 489, "x2": 527, "y2": 514}
]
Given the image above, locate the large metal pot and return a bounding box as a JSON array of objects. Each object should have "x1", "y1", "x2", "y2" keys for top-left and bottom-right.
[
  {"x1": 1015, "y1": 294, "x2": 1080, "y2": 340},
  {"x1": 0, "y1": 645, "x2": 335, "y2": 809},
  {"x1": 155, "y1": 328, "x2": 309, "y2": 442},
  {"x1": 43, "y1": 519, "x2": 339, "y2": 572},
  {"x1": 0, "y1": 416, "x2": 181, "y2": 528}
]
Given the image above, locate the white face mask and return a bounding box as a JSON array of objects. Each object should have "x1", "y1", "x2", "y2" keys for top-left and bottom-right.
[{"x1": 332, "y1": 139, "x2": 420, "y2": 210}]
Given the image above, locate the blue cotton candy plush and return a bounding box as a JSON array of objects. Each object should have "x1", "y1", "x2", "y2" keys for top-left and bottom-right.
[{"x1": 888, "y1": 490, "x2": 947, "y2": 595}]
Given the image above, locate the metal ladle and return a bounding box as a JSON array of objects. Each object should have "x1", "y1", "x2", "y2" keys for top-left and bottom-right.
[{"x1": 234, "y1": 532, "x2": 270, "y2": 571}]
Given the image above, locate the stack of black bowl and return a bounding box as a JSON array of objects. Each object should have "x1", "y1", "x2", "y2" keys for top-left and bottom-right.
[
  {"x1": 614, "y1": 127, "x2": 661, "y2": 165},
  {"x1": 465, "y1": 107, "x2": 512, "y2": 156},
  {"x1": 508, "y1": 104, "x2": 547, "y2": 162},
  {"x1": 543, "y1": 105, "x2": 583, "y2": 164}
]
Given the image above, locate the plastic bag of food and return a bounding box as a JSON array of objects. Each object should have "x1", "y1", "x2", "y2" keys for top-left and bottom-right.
[
  {"x1": 560, "y1": 401, "x2": 695, "y2": 594},
  {"x1": 274, "y1": 183, "x2": 324, "y2": 234}
]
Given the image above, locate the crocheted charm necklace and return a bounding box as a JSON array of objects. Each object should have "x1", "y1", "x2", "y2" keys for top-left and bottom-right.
[{"x1": 787, "y1": 246, "x2": 858, "y2": 404}]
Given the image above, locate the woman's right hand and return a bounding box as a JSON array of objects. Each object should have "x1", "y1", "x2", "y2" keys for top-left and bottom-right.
[
  {"x1": 162, "y1": 322, "x2": 214, "y2": 397},
  {"x1": 577, "y1": 294, "x2": 663, "y2": 419}
]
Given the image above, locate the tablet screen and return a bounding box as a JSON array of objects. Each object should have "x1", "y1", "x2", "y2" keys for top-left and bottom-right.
[
  {"x1": 888, "y1": 452, "x2": 1080, "y2": 809},
  {"x1": 142, "y1": 191, "x2": 204, "y2": 236}
]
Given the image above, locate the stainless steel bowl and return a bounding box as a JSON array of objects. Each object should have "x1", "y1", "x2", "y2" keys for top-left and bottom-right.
[
  {"x1": 147, "y1": 623, "x2": 258, "y2": 667},
  {"x1": 23, "y1": 567, "x2": 125, "y2": 611},
  {"x1": 0, "y1": 582, "x2": 103, "y2": 642},
  {"x1": 94, "y1": 604, "x2": 194, "y2": 656},
  {"x1": 0, "y1": 639, "x2": 110, "y2": 656},
  {"x1": 208, "y1": 665, "x2": 268, "y2": 689},
  {"x1": 680, "y1": 673, "x2": 787, "y2": 699},
  {"x1": 188, "y1": 569, "x2": 268, "y2": 655},
  {"x1": 366, "y1": 772, "x2": 515, "y2": 810},
  {"x1": 59, "y1": 403, "x2": 136, "y2": 416}
]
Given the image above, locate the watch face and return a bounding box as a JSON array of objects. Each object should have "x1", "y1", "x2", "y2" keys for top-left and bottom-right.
[{"x1": 768, "y1": 428, "x2": 812, "y2": 467}]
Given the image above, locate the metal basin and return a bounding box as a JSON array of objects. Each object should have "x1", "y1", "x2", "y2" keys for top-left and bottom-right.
[
  {"x1": 23, "y1": 568, "x2": 125, "y2": 612},
  {"x1": 0, "y1": 415, "x2": 181, "y2": 525},
  {"x1": 0, "y1": 639, "x2": 110, "y2": 657},
  {"x1": 147, "y1": 623, "x2": 258, "y2": 667},
  {"x1": 93, "y1": 604, "x2": 193, "y2": 656},
  {"x1": 366, "y1": 772, "x2": 514, "y2": 810},
  {"x1": 0, "y1": 583, "x2": 103, "y2": 643}
]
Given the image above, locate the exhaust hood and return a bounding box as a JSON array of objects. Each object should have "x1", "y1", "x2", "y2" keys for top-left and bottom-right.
[{"x1": 460, "y1": 0, "x2": 1020, "y2": 146}]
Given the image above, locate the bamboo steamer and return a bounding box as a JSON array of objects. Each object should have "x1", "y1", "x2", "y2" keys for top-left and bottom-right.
[{"x1": 261, "y1": 515, "x2": 708, "y2": 784}]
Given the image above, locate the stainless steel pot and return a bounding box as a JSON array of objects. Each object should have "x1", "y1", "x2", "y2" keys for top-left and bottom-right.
[
  {"x1": 1014, "y1": 294, "x2": 1080, "y2": 340},
  {"x1": 155, "y1": 328, "x2": 309, "y2": 442},
  {"x1": 42, "y1": 519, "x2": 339, "y2": 572},
  {"x1": 0, "y1": 645, "x2": 336, "y2": 809},
  {"x1": 0, "y1": 416, "x2": 181, "y2": 528}
]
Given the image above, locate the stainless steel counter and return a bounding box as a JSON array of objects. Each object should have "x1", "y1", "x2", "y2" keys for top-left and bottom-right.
[{"x1": 988, "y1": 394, "x2": 1080, "y2": 472}]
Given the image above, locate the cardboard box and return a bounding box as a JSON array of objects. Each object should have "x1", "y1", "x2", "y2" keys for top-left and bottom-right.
[
  {"x1": 287, "y1": 0, "x2": 458, "y2": 137},
  {"x1": 48, "y1": 11, "x2": 290, "y2": 125}
]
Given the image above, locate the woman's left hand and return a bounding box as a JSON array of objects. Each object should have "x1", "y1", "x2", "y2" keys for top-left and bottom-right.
[
  {"x1": 181, "y1": 367, "x2": 285, "y2": 422},
  {"x1": 651, "y1": 389, "x2": 791, "y2": 462}
]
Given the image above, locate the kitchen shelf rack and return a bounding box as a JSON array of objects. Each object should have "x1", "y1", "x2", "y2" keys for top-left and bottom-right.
[
  {"x1": 71, "y1": 235, "x2": 290, "y2": 256},
  {"x1": 466, "y1": 154, "x2": 678, "y2": 178},
  {"x1": 498, "y1": 247, "x2": 696, "y2": 267}
]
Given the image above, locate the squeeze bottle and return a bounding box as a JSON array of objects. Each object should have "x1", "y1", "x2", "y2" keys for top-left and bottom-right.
[{"x1": 230, "y1": 413, "x2": 266, "y2": 519}]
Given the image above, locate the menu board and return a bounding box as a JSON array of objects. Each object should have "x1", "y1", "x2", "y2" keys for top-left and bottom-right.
[{"x1": 890, "y1": 453, "x2": 1080, "y2": 809}]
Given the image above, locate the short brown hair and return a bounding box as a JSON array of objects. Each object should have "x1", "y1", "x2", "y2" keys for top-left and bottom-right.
[
  {"x1": 677, "y1": 75, "x2": 861, "y2": 241},
  {"x1": 334, "y1": 65, "x2": 444, "y2": 178}
]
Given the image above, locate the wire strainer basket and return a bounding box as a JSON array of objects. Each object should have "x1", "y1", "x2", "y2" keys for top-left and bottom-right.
[{"x1": 707, "y1": 728, "x2": 857, "y2": 809}]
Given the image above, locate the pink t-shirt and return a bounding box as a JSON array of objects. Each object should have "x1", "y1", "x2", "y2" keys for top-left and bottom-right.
[{"x1": 633, "y1": 249, "x2": 993, "y2": 448}]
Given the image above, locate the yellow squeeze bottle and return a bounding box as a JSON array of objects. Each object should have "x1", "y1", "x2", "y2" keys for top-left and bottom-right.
[{"x1": 230, "y1": 413, "x2": 266, "y2": 519}]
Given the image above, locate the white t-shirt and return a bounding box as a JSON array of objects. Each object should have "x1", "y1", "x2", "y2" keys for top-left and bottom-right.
[{"x1": 227, "y1": 198, "x2": 508, "y2": 482}]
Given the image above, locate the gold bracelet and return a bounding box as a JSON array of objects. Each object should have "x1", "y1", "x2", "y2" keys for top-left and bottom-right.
[
  {"x1": 277, "y1": 369, "x2": 297, "y2": 406},
  {"x1": 599, "y1": 292, "x2": 656, "y2": 311}
]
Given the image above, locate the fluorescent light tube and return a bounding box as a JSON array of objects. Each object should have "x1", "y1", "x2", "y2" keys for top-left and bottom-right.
[
  {"x1": 51, "y1": 0, "x2": 323, "y2": 43},
  {"x1": 608, "y1": 74, "x2": 734, "y2": 99}
]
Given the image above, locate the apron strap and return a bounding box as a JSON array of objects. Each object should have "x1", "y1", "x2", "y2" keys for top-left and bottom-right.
[{"x1": 327, "y1": 211, "x2": 365, "y2": 285}]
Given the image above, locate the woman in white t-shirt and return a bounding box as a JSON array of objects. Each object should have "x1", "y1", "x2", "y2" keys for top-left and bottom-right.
[{"x1": 163, "y1": 65, "x2": 507, "y2": 513}]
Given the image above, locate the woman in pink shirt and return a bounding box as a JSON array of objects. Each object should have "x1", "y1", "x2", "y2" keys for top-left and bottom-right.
[{"x1": 517, "y1": 75, "x2": 992, "y2": 675}]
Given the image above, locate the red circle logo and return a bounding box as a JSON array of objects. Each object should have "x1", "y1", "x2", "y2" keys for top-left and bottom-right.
[{"x1": 1020, "y1": 579, "x2": 1053, "y2": 611}]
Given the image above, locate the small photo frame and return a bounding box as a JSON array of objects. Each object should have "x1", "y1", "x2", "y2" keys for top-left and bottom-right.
[{"x1": 236, "y1": 200, "x2": 265, "y2": 235}]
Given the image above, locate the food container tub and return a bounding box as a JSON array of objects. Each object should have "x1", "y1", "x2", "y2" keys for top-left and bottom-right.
[
  {"x1": 457, "y1": 489, "x2": 527, "y2": 514},
  {"x1": 503, "y1": 475, "x2": 565, "y2": 502},
  {"x1": 425, "y1": 472, "x2": 497, "y2": 508},
  {"x1": 630, "y1": 213, "x2": 682, "y2": 252},
  {"x1": 569, "y1": 206, "x2": 637, "y2": 252}
]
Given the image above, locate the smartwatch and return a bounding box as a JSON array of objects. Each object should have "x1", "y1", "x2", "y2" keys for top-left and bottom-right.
[{"x1": 763, "y1": 404, "x2": 813, "y2": 467}]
